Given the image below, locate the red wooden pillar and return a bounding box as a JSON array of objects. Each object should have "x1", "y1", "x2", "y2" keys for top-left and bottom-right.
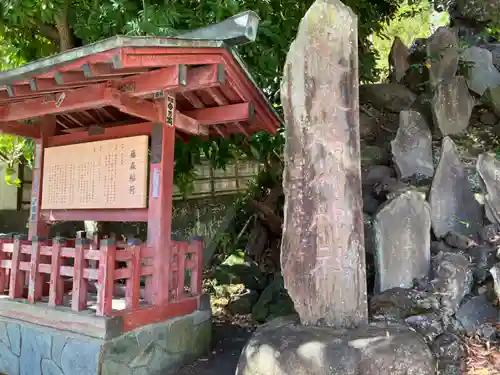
[
  {"x1": 29, "y1": 116, "x2": 56, "y2": 240},
  {"x1": 147, "y1": 94, "x2": 176, "y2": 305}
]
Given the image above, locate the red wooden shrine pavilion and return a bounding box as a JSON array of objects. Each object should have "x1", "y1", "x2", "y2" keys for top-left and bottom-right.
[{"x1": 0, "y1": 35, "x2": 280, "y2": 333}]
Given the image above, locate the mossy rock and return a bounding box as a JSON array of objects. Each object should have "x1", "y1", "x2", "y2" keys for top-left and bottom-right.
[{"x1": 252, "y1": 274, "x2": 297, "y2": 323}]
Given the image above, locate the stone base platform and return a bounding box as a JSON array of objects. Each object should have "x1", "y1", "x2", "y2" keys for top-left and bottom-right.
[
  {"x1": 0, "y1": 298, "x2": 212, "y2": 375},
  {"x1": 236, "y1": 317, "x2": 436, "y2": 375}
]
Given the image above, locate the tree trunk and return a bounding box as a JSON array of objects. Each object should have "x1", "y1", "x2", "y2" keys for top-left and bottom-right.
[{"x1": 54, "y1": 2, "x2": 75, "y2": 52}]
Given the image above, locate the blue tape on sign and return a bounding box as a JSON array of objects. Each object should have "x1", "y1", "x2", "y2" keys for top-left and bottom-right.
[
  {"x1": 30, "y1": 198, "x2": 38, "y2": 222},
  {"x1": 152, "y1": 168, "x2": 160, "y2": 198}
]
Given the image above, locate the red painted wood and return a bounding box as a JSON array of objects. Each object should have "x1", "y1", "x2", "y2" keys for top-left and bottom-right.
[
  {"x1": 112, "y1": 91, "x2": 160, "y2": 123},
  {"x1": 146, "y1": 96, "x2": 175, "y2": 304},
  {"x1": 120, "y1": 297, "x2": 198, "y2": 332},
  {"x1": 183, "y1": 103, "x2": 253, "y2": 125},
  {"x1": 48, "y1": 121, "x2": 153, "y2": 146},
  {"x1": 121, "y1": 52, "x2": 224, "y2": 68},
  {"x1": 0, "y1": 240, "x2": 7, "y2": 294},
  {"x1": 125, "y1": 244, "x2": 141, "y2": 310},
  {"x1": 9, "y1": 237, "x2": 23, "y2": 299},
  {"x1": 29, "y1": 116, "x2": 56, "y2": 240},
  {"x1": 72, "y1": 239, "x2": 89, "y2": 311},
  {"x1": 48, "y1": 238, "x2": 65, "y2": 306},
  {"x1": 27, "y1": 238, "x2": 42, "y2": 303},
  {"x1": 41, "y1": 208, "x2": 148, "y2": 223},
  {"x1": 0, "y1": 121, "x2": 40, "y2": 139},
  {"x1": 176, "y1": 242, "x2": 187, "y2": 301},
  {"x1": 97, "y1": 239, "x2": 116, "y2": 316}
]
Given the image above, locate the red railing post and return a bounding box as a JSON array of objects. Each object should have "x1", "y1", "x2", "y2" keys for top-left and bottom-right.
[
  {"x1": 48, "y1": 237, "x2": 65, "y2": 307},
  {"x1": 97, "y1": 238, "x2": 116, "y2": 316},
  {"x1": 72, "y1": 238, "x2": 89, "y2": 311},
  {"x1": 27, "y1": 236, "x2": 42, "y2": 303},
  {"x1": 9, "y1": 236, "x2": 23, "y2": 299},
  {"x1": 125, "y1": 239, "x2": 142, "y2": 310},
  {"x1": 0, "y1": 239, "x2": 7, "y2": 294},
  {"x1": 177, "y1": 242, "x2": 186, "y2": 301}
]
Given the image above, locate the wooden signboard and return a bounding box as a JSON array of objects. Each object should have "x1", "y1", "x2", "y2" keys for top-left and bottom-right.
[{"x1": 41, "y1": 136, "x2": 149, "y2": 210}]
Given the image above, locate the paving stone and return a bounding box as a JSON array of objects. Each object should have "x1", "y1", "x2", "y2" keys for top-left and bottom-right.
[
  {"x1": 20, "y1": 325, "x2": 52, "y2": 375},
  {"x1": 0, "y1": 322, "x2": 11, "y2": 349},
  {"x1": 51, "y1": 334, "x2": 67, "y2": 369}
]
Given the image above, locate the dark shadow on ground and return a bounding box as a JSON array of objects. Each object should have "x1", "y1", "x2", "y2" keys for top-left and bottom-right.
[{"x1": 173, "y1": 315, "x2": 255, "y2": 375}]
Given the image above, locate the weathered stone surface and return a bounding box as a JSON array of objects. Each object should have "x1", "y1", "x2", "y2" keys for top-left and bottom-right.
[
  {"x1": 374, "y1": 191, "x2": 431, "y2": 292},
  {"x1": 388, "y1": 36, "x2": 409, "y2": 83},
  {"x1": 432, "y1": 333, "x2": 466, "y2": 375},
  {"x1": 369, "y1": 287, "x2": 431, "y2": 320},
  {"x1": 359, "y1": 83, "x2": 416, "y2": 112},
  {"x1": 281, "y1": 0, "x2": 367, "y2": 327},
  {"x1": 236, "y1": 320, "x2": 435, "y2": 375},
  {"x1": 430, "y1": 137, "x2": 482, "y2": 238},
  {"x1": 432, "y1": 252, "x2": 473, "y2": 321},
  {"x1": 455, "y1": 295, "x2": 498, "y2": 335},
  {"x1": 461, "y1": 46, "x2": 500, "y2": 96},
  {"x1": 0, "y1": 322, "x2": 10, "y2": 348},
  {"x1": 41, "y1": 359, "x2": 65, "y2": 375},
  {"x1": 60, "y1": 338, "x2": 100, "y2": 375},
  {"x1": 405, "y1": 313, "x2": 444, "y2": 343},
  {"x1": 0, "y1": 340, "x2": 19, "y2": 375},
  {"x1": 20, "y1": 325, "x2": 52, "y2": 375},
  {"x1": 426, "y1": 27, "x2": 459, "y2": 87},
  {"x1": 391, "y1": 110, "x2": 434, "y2": 179},
  {"x1": 227, "y1": 289, "x2": 259, "y2": 315},
  {"x1": 361, "y1": 165, "x2": 394, "y2": 187},
  {"x1": 486, "y1": 85, "x2": 500, "y2": 117},
  {"x1": 7, "y1": 322, "x2": 21, "y2": 356},
  {"x1": 477, "y1": 152, "x2": 500, "y2": 225},
  {"x1": 51, "y1": 334, "x2": 67, "y2": 369},
  {"x1": 431, "y1": 76, "x2": 474, "y2": 136},
  {"x1": 251, "y1": 274, "x2": 296, "y2": 323}
]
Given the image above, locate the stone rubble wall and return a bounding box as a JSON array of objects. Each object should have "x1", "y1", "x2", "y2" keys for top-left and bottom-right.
[{"x1": 0, "y1": 307, "x2": 211, "y2": 375}]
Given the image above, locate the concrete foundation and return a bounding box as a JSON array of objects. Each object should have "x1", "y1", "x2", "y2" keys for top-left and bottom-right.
[{"x1": 0, "y1": 305, "x2": 212, "y2": 375}]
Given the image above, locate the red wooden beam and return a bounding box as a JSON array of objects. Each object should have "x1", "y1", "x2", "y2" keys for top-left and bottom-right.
[
  {"x1": 182, "y1": 102, "x2": 254, "y2": 125},
  {"x1": 48, "y1": 121, "x2": 154, "y2": 147},
  {"x1": 110, "y1": 90, "x2": 160, "y2": 122},
  {"x1": 0, "y1": 85, "x2": 115, "y2": 122},
  {"x1": 0, "y1": 121, "x2": 40, "y2": 139},
  {"x1": 176, "y1": 113, "x2": 208, "y2": 136}
]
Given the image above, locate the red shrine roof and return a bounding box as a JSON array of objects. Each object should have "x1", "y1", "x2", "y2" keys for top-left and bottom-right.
[{"x1": 0, "y1": 36, "x2": 282, "y2": 140}]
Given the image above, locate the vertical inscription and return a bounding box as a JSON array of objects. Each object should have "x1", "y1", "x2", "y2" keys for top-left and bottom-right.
[
  {"x1": 129, "y1": 148, "x2": 137, "y2": 196},
  {"x1": 166, "y1": 95, "x2": 176, "y2": 127}
]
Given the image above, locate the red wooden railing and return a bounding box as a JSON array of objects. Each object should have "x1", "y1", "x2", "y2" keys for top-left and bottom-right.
[{"x1": 0, "y1": 235, "x2": 203, "y2": 323}]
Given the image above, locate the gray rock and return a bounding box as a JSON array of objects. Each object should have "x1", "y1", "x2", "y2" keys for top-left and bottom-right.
[
  {"x1": 51, "y1": 334, "x2": 67, "y2": 369},
  {"x1": 359, "y1": 111, "x2": 378, "y2": 138},
  {"x1": 477, "y1": 153, "x2": 500, "y2": 225},
  {"x1": 391, "y1": 110, "x2": 434, "y2": 179},
  {"x1": 281, "y1": 0, "x2": 367, "y2": 327},
  {"x1": 251, "y1": 274, "x2": 296, "y2": 323},
  {"x1": 0, "y1": 340, "x2": 19, "y2": 375},
  {"x1": 60, "y1": 338, "x2": 100, "y2": 375},
  {"x1": 236, "y1": 320, "x2": 435, "y2": 375},
  {"x1": 227, "y1": 289, "x2": 259, "y2": 315},
  {"x1": 426, "y1": 27, "x2": 459, "y2": 87},
  {"x1": 389, "y1": 36, "x2": 410, "y2": 83},
  {"x1": 6, "y1": 323, "x2": 20, "y2": 356},
  {"x1": 461, "y1": 46, "x2": 500, "y2": 96},
  {"x1": 361, "y1": 165, "x2": 394, "y2": 187},
  {"x1": 405, "y1": 313, "x2": 444, "y2": 342},
  {"x1": 489, "y1": 262, "x2": 500, "y2": 301},
  {"x1": 443, "y1": 231, "x2": 477, "y2": 249},
  {"x1": 479, "y1": 110, "x2": 498, "y2": 125},
  {"x1": 431, "y1": 333, "x2": 466, "y2": 374},
  {"x1": 431, "y1": 240, "x2": 456, "y2": 255},
  {"x1": 41, "y1": 359, "x2": 64, "y2": 375},
  {"x1": 102, "y1": 360, "x2": 133, "y2": 375},
  {"x1": 359, "y1": 83, "x2": 416, "y2": 112},
  {"x1": 369, "y1": 287, "x2": 431, "y2": 320},
  {"x1": 478, "y1": 223, "x2": 500, "y2": 244},
  {"x1": 0, "y1": 322, "x2": 10, "y2": 349},
  {"x1": 455, "y1": 295, "x2": 498, "y2": 335},
  {"x1": 485, "y1": 85, "x2": 500, "y2": 117},
  {"x1": 431, "y1": 77, "x2": 474, "y2": 136},
  {"x1": 432, "y1": 252, "x2": 473, "y2": 321},
  {"x1": 374, "y1": 191, "x2": 431, "y2": 292},
  {"x1": 430, "y1": 137, "x2": 482, "y2": 238},
  {"x1": 361, "y1": 145, "x2": 390, "y2": 166}
]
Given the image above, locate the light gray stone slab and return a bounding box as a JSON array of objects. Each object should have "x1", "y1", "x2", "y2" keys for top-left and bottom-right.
[
  {"x1": 0, "y1": 322, "x2": 10, "y2": 349},
  {"x1": 60, "y1": 338, "x2": 100, "y2": 375},
  {"x1": 389, "y1": 37, "x2": 409, "y2": 83},
  {"x1": 374, "y1": 191, "x2": 431, "y2": 292},
  {"x1": 41, "y1": 359, "x2": 64, "y2": 375},
  {"x1": 430, "y1": 137, "x2": 482, "y2": 238},
  {"x1": 426, "y1": 27, "x2": 459, "y2": 87},
  {"x1": 6, "y1": 322, "x2": 21, "y2": 356},
  {"x1": 0, "y1": 340, "x2": 19, "y2": 375},
  {"x1": 20, "y1": 325, "x2": 52, "y2": 375},
  {"x1": 477, "y1": 153, "x2": 500, "y2": 225},
  {"x1": 461, "y1": 46, "x2": 500, "y2": 96},
  {"x1": 51, "y1": 334, "x2": 67, "y2": 369},
  {"x1": 391, "y1": 110, "x2": 434, "y2": 179}
]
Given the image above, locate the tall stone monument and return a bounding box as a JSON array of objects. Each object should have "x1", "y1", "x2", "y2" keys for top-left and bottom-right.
[{"x1": 281, "y1": 0, "x2": 367, "y2": 327}]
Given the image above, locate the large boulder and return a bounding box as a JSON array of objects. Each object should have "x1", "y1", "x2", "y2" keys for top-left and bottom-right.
[
  {"x1": 359, "y1": 83, "x2": 416, "y2": 112},
  {"x1": 461, "y1": 46, "x2": 500, "y2": 96},
  {"x1": 388, "y1": 37, "x2": 410, "y2": 83},
  {"x1": 477, "y1": 153, "x2": 500, "y2": 224},
  {"x1": 426, "y1": 27, "x2": 459, "y2": 87},
  {"x1": 236, "y1": 319, "x2": 435, "y2": 375}
]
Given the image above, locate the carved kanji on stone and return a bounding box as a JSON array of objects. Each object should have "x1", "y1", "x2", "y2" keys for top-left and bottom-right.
[{"x1": 281, "y1": 0, "x2": 368, "y2": 328}]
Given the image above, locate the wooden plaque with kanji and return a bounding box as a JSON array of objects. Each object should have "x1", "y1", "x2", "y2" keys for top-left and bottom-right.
[{"x1": 41, "y1": 136, "x2": 149, "y2": 209}]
